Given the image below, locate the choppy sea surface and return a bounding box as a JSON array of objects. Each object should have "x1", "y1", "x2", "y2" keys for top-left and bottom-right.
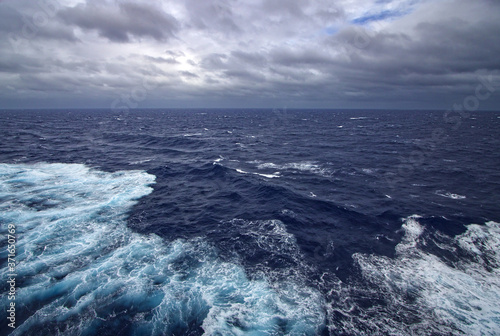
[{"x1": 0, "y1": 109, "x2": 499, "y2": 336}]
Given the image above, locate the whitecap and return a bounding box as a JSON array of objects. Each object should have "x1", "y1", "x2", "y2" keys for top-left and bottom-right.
[
  {"x1": 252, "y1": 161, "x2": 332, "y2": 177},
  {"x1": 254, "y1": 172, "x2": 281, "y2": 179},
  {"x1": 236, "y1": 168, "x2": 249, "y2": 174},
  {"x1": 129, "y1": 158, "x2": 152, "y2": 165},
  {"x1": 235, "y1": 168, "x2": 280, "y2": 179},
  {"x1": 436, "y1": 190, "x2": 466, "y2": 199},
  {"x1": 212, "y1": 155, "x2": 224, "y2": 165}
]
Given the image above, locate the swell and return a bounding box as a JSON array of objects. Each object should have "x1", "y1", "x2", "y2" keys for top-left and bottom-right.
[{"x1": 129, "y1": 162, "x2": 403, "y2": 284}]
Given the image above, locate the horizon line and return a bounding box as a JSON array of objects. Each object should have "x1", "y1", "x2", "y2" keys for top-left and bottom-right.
[{"x1": 1, "y1": 107, "x2": 499, "y2": 112}]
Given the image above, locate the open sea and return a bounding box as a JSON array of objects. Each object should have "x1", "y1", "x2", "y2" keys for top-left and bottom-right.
[{"x1": 1, "y1": 109, "x2": 499, "y2": 336}]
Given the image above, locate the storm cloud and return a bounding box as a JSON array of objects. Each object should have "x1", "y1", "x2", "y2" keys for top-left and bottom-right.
[
  {"x1": 58, "y1": 1, "x2": 179, "y2": 42},
  {"x1": 0, "y1": 0, "x2": 499, "y2": 109}
]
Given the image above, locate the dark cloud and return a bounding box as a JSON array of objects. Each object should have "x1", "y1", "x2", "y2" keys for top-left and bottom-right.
[
  {"x1": 179, "y1": 71, "x2": 198, "y2": 78},
  {"x1": 223, "y1": 69, "x2": 265, "y2": 82},
  {"x1": 165, "y1": 50, "x2": 186, "y2": 57},
  {"x1": 261, "y1": 0, "x2": 308, "y2": 18},
  {"x1": 270, "y1": 49, "x2": 333, "y2": 67},
  {"x1": 259, "y1": 0, "x2": 343, "y2": 23},
  {"x1": 183, "y1": 0, "x2": 241, "y2": 34},
  {"x1": 0, "y1": 60, "x2": 27, "y2": 73},
  {"x1": 17, "y1": 73, "x2": 86, "y2": 92},
  {"x1": 201, "y1": 53, "x2": 229, "y2": 70},
  {"x1": 143, "y1": 55, "x2": 179, "y2": 64},
  {"x1": 0, "y1": 3, "x2": 78, "y2": 43},
  {"x1": 231, "y1": 51, "x2": 267, "y2": 67},
  {"x1": 0, "y1": 5, "x2": 23, "y2": 31},
  {"x1": 58, "y1": 1, "x2": 179, "y2": 42},
  {"x1": 0, "y1": 53, "x2": 45, "y2": 74}
]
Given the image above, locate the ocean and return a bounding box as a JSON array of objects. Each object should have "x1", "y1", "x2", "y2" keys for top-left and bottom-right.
[{"x1": 0, "y1": 109, "x2": 499, "y2": 335}]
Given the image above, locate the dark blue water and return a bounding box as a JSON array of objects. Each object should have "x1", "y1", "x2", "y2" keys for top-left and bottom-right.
[{"x1": 1, "y1": 109, "x2": 499, "y2": 335}]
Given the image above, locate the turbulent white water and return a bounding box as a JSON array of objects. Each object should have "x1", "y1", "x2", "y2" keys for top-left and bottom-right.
[
  {"x1": 0, "y1": 163, "x2": 325, "y2": 335},
  {"x1": 351, "y1": 216, "x2": 500, "y2": 335}
]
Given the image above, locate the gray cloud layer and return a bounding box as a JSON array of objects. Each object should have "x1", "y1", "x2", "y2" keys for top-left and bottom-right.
[
  {"x1": 0, "y1": 0, "x2": 499, "y2": 109},
  {"x1": 59, "y1": 1, "x2": 179, "y2": 42}
]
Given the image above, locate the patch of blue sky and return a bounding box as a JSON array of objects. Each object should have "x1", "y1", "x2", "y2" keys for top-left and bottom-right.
[
  {"x1": 323, "y1": 26, "x2": 339, "y2": 36},
  {"x1": 351, "y1": 9, "x2": 409, "y2": 25}
]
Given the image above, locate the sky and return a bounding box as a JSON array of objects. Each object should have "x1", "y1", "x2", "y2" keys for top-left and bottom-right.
[{"x1": 0, "y1": 0, "x2": 499, "y2": 110}]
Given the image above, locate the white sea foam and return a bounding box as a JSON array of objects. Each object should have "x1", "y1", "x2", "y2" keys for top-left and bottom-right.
[
  {"x1": 281, "y1": 209, "x2": 298, "y2": 218},
  {"x1": 213, "y1": 155, "x2": 224, "y2": 165},
  {"x1": 436, "y1": 190, "x2": 467, "y2": 199},
  {"x1": 217, "y1": 218, "x2": 322, "y2": 299},
  {"x1": 255, "y1": 172, "x2": 281, "y2": 178},
  {"x1": 349, "y1": 216, "x2": 500, "y2": 335},
  {"x1": 251, "y1": 161, "x2": 332, "y2": 177},
  {"x1": 225, "y1": 219, "x2": 304, "y2": 266},
  {"x1": 236, "y1": 168, "x2": 248, "y2": 174},
  {"x1": 0, "y1": 163, "x2": 324, "y2": 335},
  {"x1": 235, "y1": 168, "x2": 280, "y2": 179},
  {"x1": 129, "y1": 158, "x2": 153, "y2": 165}
]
